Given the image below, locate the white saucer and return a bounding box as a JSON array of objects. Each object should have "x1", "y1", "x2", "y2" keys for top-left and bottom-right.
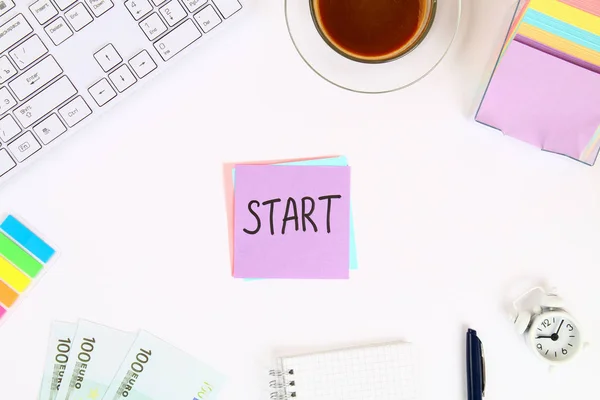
[{"x1": 285, "y1": 0, "x2": 462, "y2": 94}]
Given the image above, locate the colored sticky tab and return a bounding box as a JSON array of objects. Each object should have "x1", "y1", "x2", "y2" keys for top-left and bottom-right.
[
  {"x1": 233, "y1": 165, "x2": 351, "y2": 279},
  {"x1": 0, "y1": 256, "x2": 31, "y2": 293},
  {"x1": 0, "y1": 304, "x2": 5, "y2": 319},
  {"x1": 0, "y1": 233, "x2": 43, "y2": 278},
  {"x1": 0, "y1": 215, "x2": 55, "y2": 263},
  {"x1": 0, "y1": 280, "x2": 18, "y2": 307}
]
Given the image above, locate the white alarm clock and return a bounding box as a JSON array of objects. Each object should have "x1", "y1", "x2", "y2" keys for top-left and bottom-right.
[{"x1": 510, "y1": 287, "x2": 587, "y2": 366}]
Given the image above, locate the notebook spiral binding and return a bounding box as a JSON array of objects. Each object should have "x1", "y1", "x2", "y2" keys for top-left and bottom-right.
[{"x1": 268, "y1": 368, "x2": 296, "y2": 399}]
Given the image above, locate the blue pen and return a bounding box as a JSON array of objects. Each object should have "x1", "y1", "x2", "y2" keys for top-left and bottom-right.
[{"x1": 467, "y1": 329, "x2": 486, "y2": 400}]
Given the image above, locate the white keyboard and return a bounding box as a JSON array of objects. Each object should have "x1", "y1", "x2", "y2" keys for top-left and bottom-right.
[{"x1": 0, "y1": 0, "x2": 243, "y2": 186}]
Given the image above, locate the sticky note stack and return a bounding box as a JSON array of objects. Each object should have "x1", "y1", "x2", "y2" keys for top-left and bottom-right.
[
  {"x1": 476, "y1": 0, "x2": 600, "y2": 165},
  {"x1": 39, "y1": 319, "x2": 225, "y2": 400},
  {"x1": 0, "y1": 214, "x2": 56, "y2": 325},
  {"x1": 225, "y1": 156, "x2": 355, "y2": 279}
]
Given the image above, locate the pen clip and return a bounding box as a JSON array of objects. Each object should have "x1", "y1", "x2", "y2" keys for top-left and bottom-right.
[{"x1": 480, "y1": 338, "x2": 486, "y2": 397}]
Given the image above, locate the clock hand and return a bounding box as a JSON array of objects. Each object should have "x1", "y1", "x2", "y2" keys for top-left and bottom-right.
[
  {"x1": 555, "y1": 320, "x2": 564, "y2": 335},
  {"x1": 536, "y1": 336, "x2": 553, "y2": 339}
]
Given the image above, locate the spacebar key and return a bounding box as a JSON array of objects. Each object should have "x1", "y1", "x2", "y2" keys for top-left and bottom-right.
[
  {"x1": 154, "y1": 20, "x2": 201, "y2": 61},
  {"x1": 14, "y1": 77, "x2": 77, "y2": 128}
]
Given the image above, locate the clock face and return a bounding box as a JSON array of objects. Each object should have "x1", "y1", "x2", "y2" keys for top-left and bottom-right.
[{"x1": 530, "y1": 312, "x2": 582, "y2": 363}]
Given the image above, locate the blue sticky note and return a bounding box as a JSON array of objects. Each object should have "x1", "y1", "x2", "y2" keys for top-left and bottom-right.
[
  {"x1": 233, "y1": 156, "x2": 357, "y2": 271},
  {"x1": 0, "y1": 215, "x2": 55, "y2": 263},
  {"x1": 524, "y1": 9, "x2": 600, "y2": 52}
]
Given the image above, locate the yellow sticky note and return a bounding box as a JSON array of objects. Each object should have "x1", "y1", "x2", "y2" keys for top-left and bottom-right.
[{"x1": 529, "y1": 0, "x2": 600, "y2": 36}]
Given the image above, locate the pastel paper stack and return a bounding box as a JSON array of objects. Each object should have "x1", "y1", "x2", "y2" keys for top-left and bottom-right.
[
  {"x1": 225, "y1": 156, "x2": 355, "y2": 279},
  {"x1": 476, "y1": 0, "x2": 600, "y2": 165}
]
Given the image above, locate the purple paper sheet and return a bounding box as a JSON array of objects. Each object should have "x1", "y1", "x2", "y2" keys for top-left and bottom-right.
[
  {"x1": 233, "y1": 165, "x2": 351, "y2": 279},
  {"x1": 515, "y1": 34, "x2": 600, "y2": 75},
  {"x1": 476, "y1": 40, "x2": 600, "y2": 163}
]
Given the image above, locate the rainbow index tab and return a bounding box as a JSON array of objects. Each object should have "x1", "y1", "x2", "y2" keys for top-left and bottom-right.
[{"x1": 0, "y1": 214, "x2": 58, "y2": 325}]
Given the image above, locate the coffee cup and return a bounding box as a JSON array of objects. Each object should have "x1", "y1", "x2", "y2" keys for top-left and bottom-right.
[{"x1": 310, "y1": 0, "x2": 437, "y2": 64}]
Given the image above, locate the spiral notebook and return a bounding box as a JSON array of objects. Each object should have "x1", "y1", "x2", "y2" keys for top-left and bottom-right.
[{"x1": 268, "y1": 341, "x2": 418, "y2": 400}]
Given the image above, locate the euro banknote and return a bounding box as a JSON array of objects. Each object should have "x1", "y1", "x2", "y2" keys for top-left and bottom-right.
[
  {"x1": 39, "y1": 321, "x2": 77, "y2": 400},
  {"x1": 55, "y1": 320, "x2": 137, "y2": 400},
  {"x1": 102, "y1": 330, "x2": 226, "y2": 400}
]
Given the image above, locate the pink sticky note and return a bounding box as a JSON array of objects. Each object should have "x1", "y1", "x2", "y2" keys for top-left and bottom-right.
[
  {"x1": 559, "y1": 0, "x2": 600, "y2": 17},
  {"x1": 508, "y1": 0, "x2": 531, "y2": 38},
  {"x1": 476, "y1": 41, "x2": 600, "y2": 163},
  {"x1": 233, "y1": 165, "x2": 351, "y2": 279}
]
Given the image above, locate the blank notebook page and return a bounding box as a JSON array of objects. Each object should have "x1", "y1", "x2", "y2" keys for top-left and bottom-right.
[{"x1": 278, "y1": 342, "x2": 418, "y2": 400}]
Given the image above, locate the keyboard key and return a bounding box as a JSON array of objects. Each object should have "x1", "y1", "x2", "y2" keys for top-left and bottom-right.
[
  {"x1": 54, "y1": 0, "x2": 77, "y2": 10},
  {"x1": 0, "y1": 0, "x2": 15, "y2": 18},
  {"x1": 183, "y1": 0, "x2": 207, "y2": 13},
  {"x1": 125, "y1": 0, "x2": 153, "y2": 21},
  {"x1": 65, "y1": 3, "x2": 94, "y2": 31},
  {"x1": 194, "y1": 5, "x2": 222, "y2": 33},
  {"x1": 160, "y1": 1, "x2": 187, "y2": 27},
  {"x1": 45, "y1": 17, "x2": 73, "y2": 45},
  {"x1": 0, "y1": 149, "x2": 16, "y2": 176},
  {"x1": 14, "y1": 76, "x2": 77, "y2": 128},
  {"x1": 58, "y1": 96, "x2": 91, "y2": 127},
  {"x1": 8, "y1": 132, "x2": 41, "y2": 162},
  {"x1": 0, "y1": 56, "x2": 17, "y2": 84},
  {"x1": 33, "y1": 114, "x2": 66, "y2": 144},
  {"x1": 83, "y1": 0, "x2": 113, "y2": 17},
  {"x1": 140, "y1": 13, "x2": 167, "y2": 41},
  {"x1": 129, "y1": 50, "x2": 157, "y2": 79},
  {"x1": 0, "y1": 15, "x2": 34, "y2": 54},
  {"x1": 213, "y1": 0, "x2": 241, "y2": 18},
  {"x1": 0, "y1": 114, "x2": 21, "y2": 142},
  {"x1": 9, "y1": 36, "x2": 48, "y2": 70},
  {"x1": 0, "y1": 88, "x2": 16, "y2": 115},
  {"x1": 29, "y1": 0, "x2": 59, "y2": 24},
  {"x1": 9, "y1": 56, "x2": 63, "y2": 101},
  {"x1": 154, "y1": 20, "x2": 201, "y2": 61},
  {"x1": 88, "y1": 78, "x2": 116, "y2": 106},
  {"x1": 108, "y1": 64, "x2": 137, "y2": 92},
  {"x1": 152, "y1": 0, "x2": 168, "y2": 5},
  {"x1": 94, "y1": 43, "x2": 122, "y2": 72}
]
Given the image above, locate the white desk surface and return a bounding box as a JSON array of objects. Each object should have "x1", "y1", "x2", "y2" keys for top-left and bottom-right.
[{"x1": 0, "y1": 1, "x2": 599, "y2": 399}]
